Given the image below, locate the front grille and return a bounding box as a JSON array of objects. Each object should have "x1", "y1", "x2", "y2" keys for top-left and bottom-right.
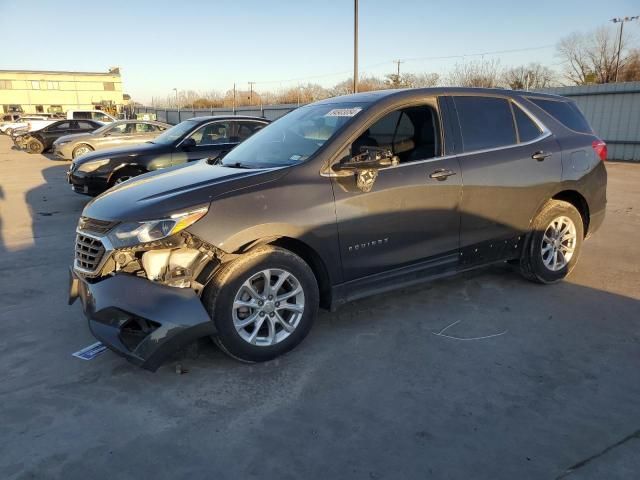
[
  {"x1": 75, "y1": 234, "x2": 105, "y2": 273},
  {"x1": 78, "y1": 216, "x2": 117, "y2": 235}
]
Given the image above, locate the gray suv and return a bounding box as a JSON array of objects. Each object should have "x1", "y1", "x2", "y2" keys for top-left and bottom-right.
[{"x1": 69, "y1": 87, "x2": 607, "y2": 370}]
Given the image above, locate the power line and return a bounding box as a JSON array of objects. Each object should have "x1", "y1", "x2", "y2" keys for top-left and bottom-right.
[{"x1": 249, "y1": 44, "x2": 556, "y2": 86}]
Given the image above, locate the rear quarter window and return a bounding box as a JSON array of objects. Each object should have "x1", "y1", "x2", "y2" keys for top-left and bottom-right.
[{"x1": 527, "y1": 98, "x2": 592, "y2": 134}]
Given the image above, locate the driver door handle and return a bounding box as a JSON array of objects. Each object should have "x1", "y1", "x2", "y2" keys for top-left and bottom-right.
[
  {"x1": 429, "y1": 168, "x2": 457, "y2": 181},
  {"x1": 532, "y1": 151, "x2": 552, "y2": 161}
]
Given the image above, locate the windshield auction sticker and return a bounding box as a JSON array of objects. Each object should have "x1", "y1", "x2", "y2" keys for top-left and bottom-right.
[
  {"x1": 72, "y1": 341, "x2": 107, "y2": 361},
  {"x1": 324, "y1": 107, "x2": 362, "y2": 117}
]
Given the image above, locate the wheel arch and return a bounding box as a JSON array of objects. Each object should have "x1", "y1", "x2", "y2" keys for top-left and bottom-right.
[
  {"x1": 235, "y1": 235, "x2": 333, "y2": 310},
  {"x1": 551, "y1": 189, "x2": 590, "y2": 235},
  {"x1": 107, "y1": 163, "x2": 148, "y2": 185}
]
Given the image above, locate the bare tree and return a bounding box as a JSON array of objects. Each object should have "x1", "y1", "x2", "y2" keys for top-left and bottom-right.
[
  {"x1": 503, "y1": 63, "x2": 557, "y2": 90},
  {"x1": 446, "y1": 59, "x2": 501, "y2": 88},
  {"x1": 556, "y1": 26, "x2": 636, "y2": 84},
  {"x1": 620, "y1": 48, "x2": 640, "y2": 81},
  {"x1": 384, "y1": 72, "x2": 439, "y2": 88}
]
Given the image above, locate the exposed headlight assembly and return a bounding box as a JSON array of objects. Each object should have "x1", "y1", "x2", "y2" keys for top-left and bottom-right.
[
  {"x1": 107, "y1": 206, "x2": 209, "y2": 248},
  {"x1": 77, "y1": 159, "x2": 110, "y2": 172}
]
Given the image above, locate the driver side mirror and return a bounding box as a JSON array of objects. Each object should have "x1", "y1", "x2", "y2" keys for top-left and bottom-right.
[
  {"x1": 181, "y1": 137, "x2": 197, "y2": 150},
  {"x1": 334, "y1": 146, "x2": 399, "y2": 172}
]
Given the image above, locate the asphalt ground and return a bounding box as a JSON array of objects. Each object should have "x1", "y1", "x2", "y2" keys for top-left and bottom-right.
[{"x1": 0, "y1": 134, "x2": 638, "y2": 479}]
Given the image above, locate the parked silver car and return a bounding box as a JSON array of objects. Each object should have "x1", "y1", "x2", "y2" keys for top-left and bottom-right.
[{"x1": 53, "y1": 120, "x2": 171, "y2": 159}]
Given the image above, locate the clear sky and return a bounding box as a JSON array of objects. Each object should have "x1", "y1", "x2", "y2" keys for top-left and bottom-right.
[{"x1": 1, "y1": 0, "x2": 638, "y2": 103}]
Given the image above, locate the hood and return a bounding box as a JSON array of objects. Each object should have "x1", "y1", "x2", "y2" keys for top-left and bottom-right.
[
  {"x1": 54, "y1": 132, "x2": 92, "y2": 144},
  {"x1": 82, "y1": 160, "x2": 288, "y2": 222},
  {"x1": 73, "y1": 141, "x2": 161, "y2": 166}
]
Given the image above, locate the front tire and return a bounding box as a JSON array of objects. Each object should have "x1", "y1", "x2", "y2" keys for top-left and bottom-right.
[
  {"x1": 519, "y1": 200, "x2": 584, "y2": 284},
  {"x1": 26, "y1": 138, "x2": 44, "y2": 154},
  {"x1": 202, "y1": 245, "x2": 319, "y2": 362},
  {"x1": 72, "y1": 144, "x2": 94, "y2": 159}
]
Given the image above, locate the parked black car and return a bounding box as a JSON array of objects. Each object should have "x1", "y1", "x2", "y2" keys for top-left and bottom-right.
[
  {"x1": 67, "y1": 115, "x2": 269, "y2": 195},
  {"x1": 24, "y1": 119, "x2": 104, "y2": 154},
  {"x1": 68, "y1": 87, "x2": 607, "y2": 370}
]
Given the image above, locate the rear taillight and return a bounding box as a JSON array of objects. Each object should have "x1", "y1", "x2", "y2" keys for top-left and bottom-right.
[{"x1": 592, "y1": 139, "x2": 607, "y2": 162}]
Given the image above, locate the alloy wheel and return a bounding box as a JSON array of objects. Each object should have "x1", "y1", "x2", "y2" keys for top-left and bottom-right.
[
  {"x1": 73, "y1": 145, "x2": 92, "y2": 158},
  {"x1": 541, "y1": 216, "x2": 577, "y2": 271},
  {"x1": 232, "y1": 268, "x2": 305, "y2": 346}
]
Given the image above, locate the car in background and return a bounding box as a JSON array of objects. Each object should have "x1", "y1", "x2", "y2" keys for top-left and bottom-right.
[
  {"x1": 1, "y1": 113, "x2": 21, "y2": 125},
  {"x1": 0, "y1": 115, "x2": 57, "y2": 136},
  {"x1": 67, "y1": 115, "x2": 269, "y2": 195},
  {"x1": 53, "y1": 120, "x2": 171, "y2": 160},
  {"x1": 23, "y1": 119, "x2": 104, "y2": 154},
  {"x1": 67, "y1": 110, "x2": 117, "y2": 123}
]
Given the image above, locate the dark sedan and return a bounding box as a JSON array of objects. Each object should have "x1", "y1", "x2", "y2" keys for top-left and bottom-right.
[
  {"x1": 67, "y1": 115, "x2": 269, "y2": 196},
  {"x1": 24, "y1": 120, "x2": 104, "y2": 154}
]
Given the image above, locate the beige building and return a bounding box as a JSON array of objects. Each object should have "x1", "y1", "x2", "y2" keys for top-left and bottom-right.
[{"x1": 0, "y1": 67, "x2": 125, "y2": 115}]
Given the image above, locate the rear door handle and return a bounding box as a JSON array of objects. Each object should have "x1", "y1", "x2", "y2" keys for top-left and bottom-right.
[
  {"x1": 429, "y1": 169, "x2": 457, "y2": 181},
  {"x1": 532, "y1": 151, "x2": 552, "y2": 161}
]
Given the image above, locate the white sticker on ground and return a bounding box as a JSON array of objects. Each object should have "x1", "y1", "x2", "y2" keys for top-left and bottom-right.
[
  {"x1": 324, "y1": 107, "x2": 362, "y2": 117},
  {"x1": 72, "y1": 341, "x2": 107, "y2": 360}
]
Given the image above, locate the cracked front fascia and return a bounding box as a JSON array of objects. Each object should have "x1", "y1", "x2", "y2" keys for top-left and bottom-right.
[{"x1": 91, "y1": 231, "x2": 227, "y2": 296}]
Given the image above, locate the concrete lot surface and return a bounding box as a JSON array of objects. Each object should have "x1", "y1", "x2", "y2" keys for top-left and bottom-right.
[{"x1": 0, "y1": 134, "x2": 639, "y2": 479}]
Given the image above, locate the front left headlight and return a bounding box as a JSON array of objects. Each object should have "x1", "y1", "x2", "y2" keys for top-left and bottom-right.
[
  {"x1": 106, "y1": 206, "x2": 209, "y2": 248},
  {"x1": 77, "y1": 159, "x2": 110, "y2": 173}
]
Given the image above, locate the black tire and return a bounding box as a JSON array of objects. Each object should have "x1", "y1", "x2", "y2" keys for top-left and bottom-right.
[
  {"x1": 72, "y1": 144, "x2": 94, "y2": 159},
  {"x1": 109, "y1": 169, "x2": 140, "y2": 187},
  {"x1": 202, "y1": 245, "x2": 319, "y2": 362},
  {"x1": 519, "y1": 200, "x2": 584, "y2": 284},
  {"x1": 26, "y1": 138, "x2": 44, "y2": 154}
]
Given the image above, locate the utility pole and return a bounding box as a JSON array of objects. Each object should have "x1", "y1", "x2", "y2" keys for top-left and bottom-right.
[
  {"x1": 611, "y1": 16, "x2": 639, "y2": 82},
  {"x1": 233, "y1": 83, "x2": 236, "y2": 113},
  {"x1": 393, "y1": 59, "x2": 404, "y2": 78},
  {"x1": 248, "y1": 82, "x2": 256, "y2": 105},
  {"x1": 353, "y1": 0, "x2": 358, "y2": 93}
]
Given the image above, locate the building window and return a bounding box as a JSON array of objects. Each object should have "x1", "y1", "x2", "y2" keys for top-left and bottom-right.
[
  {"x1": 31, "y1": 81, "x2": 40, "y2": 89},
  {"x1": 0, "y1": 80, "x2": 12, "y2": 89},
  {"x1": 35, "y1": 105, "x2": 44, "y2": 113},
  {"x1": 103, "y1": 82, "x2": 115, "y2": 91},
  {"x1": 47, "y1": 81, "x2": 60, "y2": 90},
  {"x1": 48, "y1": 105, "x2": 63, "y2": 114},
  {"x1": 3, "y1": 104, "x2": 23, "y2": 113}
]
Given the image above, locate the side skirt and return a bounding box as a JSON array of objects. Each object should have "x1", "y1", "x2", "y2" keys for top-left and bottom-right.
[{"x1": 329, "y1": 235, "x2": 524, "y2": 311}]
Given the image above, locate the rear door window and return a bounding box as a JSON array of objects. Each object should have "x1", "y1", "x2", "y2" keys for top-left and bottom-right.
[
  {"x1": 235, "y1": 121, "x2": 266, "y2": 141},
  {"x1": 453, "y1": 96, "x2": 517, "y2": 152},
  {"x1": 527, "y1": 98, "x2": 592, "y2": 134},
  {"x1": 77, "y1": 121, "x2": 96, "y2": 130},
  {"x1": 512, "y1": 104, "x2": 542, "y2": 143}
]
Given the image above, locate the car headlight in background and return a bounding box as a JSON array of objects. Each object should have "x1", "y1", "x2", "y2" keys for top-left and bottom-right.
[
  {"x1": 77, "y1": 159, "x2": 110, "y2": 173},
  {"x1": 106, "y1": 206, "x2": 209, "y2": 248}
]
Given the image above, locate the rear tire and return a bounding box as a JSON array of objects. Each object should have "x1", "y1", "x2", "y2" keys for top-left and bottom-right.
[
  {"x1": 202, "y1": 245, "x2": 319, "y2": 362},
  {"x1": 26, "y1": 138, "x2": 44, "y2": 154},
  {"x1": 72, "y1": 144, "x2": 94, "y2": 159},
  {"x1": 519, "y1": 200, "x2": 584, "y2": 284}
]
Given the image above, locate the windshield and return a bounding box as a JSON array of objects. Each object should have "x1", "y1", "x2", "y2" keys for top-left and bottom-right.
[
  {"x1": 93, "y1": 123, "x2": 114, "y2": 135},
  {"x1": 221, "y1": 102, "x2": 368, "y2": 168},
  {"x1": 151, "y1": 120, "x2": 199, "y2": 145}
]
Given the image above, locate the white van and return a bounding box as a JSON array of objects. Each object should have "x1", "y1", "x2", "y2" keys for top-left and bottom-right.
[{"x1": 66, "y1": 110, "x2": 116, "y2": 123}]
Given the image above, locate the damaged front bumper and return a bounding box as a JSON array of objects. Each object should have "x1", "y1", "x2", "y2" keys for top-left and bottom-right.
[{"x1": 69, "y1": 268, "x2": 216, "y2": 371}]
